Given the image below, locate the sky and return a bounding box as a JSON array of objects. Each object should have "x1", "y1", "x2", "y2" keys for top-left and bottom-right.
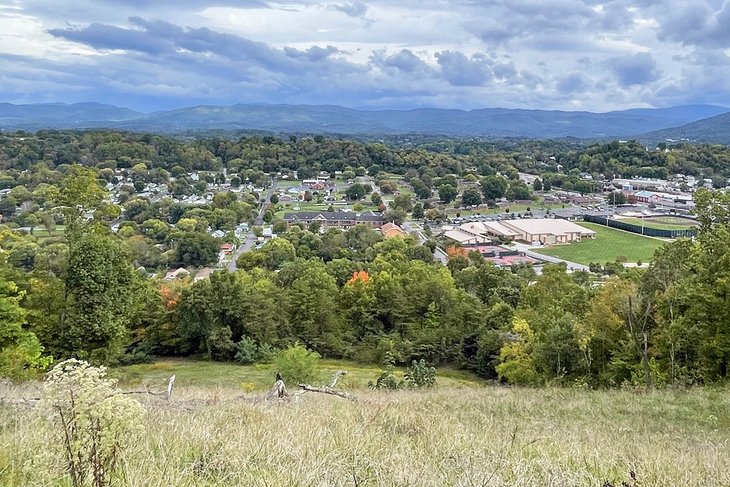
[{"x1": 1, "y1": 0, "x2": 730, "y2": 112}]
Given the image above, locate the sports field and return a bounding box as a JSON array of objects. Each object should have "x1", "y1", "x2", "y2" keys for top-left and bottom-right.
[
  {"x1": 614, "y1": 216, "x2": 698, "y2": 231},
  {"x1": 534, "y1": 222, "x2": 666, "y2": 264}
]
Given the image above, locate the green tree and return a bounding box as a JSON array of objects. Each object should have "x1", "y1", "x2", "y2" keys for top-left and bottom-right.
[
  {"x1": 0, "y1": 270, "x2": 50, "y2": 379},
  {"x1": 480, "y1": 175, "x2": 508, "y2": 200},
  {"x1": 461, "y1": 188, "x2": 482, "y2": 206},
  {"x1": 33, "y1": 227, "x2": 142, "y2": 363},
  {"x1": 345, "y1": 183, "x2": 366, "y2": 201},
  {"x1": 174, "y1": 232, "x2": 219, "y2": 267},
  {"x1": 438, "y1": 184, "x2": 458, "y2": 203},
  {"x1": 412, "y1": 202, "x2": 424, "y2": 220}
]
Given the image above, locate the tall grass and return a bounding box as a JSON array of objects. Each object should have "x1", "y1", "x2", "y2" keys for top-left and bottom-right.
[{"x1": 2, "y1": 383, "x2": 729, "y2": 486}]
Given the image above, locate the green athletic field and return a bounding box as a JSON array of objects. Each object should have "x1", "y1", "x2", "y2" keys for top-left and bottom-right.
[{"x1": 534, "y1": 222, "x2": 667, "y2": 264}]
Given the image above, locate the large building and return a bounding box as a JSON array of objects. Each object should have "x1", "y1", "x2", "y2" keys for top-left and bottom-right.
[
  {"x1": 284, "y1": 211, "x2": 385, "y2": 229},
  {"x1": 456, "y1": 218, "x2": 595, "y2": 245}
]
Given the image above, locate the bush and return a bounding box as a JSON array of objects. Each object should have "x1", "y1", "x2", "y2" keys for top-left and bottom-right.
[
  {"x1": 234, "y1": 336, "x2": 258, "y2": 365},
  {"x1": 234, "y1": 337, "x2": 278, "y2": 365},
  {"x1": 370, "y1": 355, "x2": 437, "y2": 390},
  {"x1": 404, "y1": 359, "x2": 437, "y2": 388},
  {"x1": 41, "y1": 359, "x2": 144, "y2": 487},
  {"x1": 369, "y1": 352, "x2": 403, "y2": 390},
  {"x1": 275, "y1": 344, "x2": 321, "y2": 384}
]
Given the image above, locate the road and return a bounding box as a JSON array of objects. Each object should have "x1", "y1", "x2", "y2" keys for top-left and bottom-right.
[
  {"x1": 228, "y1": 182, "x2": 278, "y2": 271},
  {"x1": 511, "y1": 243, "x2": 590, "y2": 272}
]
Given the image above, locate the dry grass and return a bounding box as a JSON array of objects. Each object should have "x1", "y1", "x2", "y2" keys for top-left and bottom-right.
[{"x1": 2, "y1": 381, "x2": 730, "y2": 486}]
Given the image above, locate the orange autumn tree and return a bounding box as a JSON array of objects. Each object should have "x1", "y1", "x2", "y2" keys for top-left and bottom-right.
[
  {"x1": 346, "y1": 270, "x2": 370, "y2": 286},
  {"x1": 446, "y1": 246, "x2": 468, "y2": 258}
]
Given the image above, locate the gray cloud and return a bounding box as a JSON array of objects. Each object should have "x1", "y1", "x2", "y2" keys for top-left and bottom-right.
[
  {"x1": 656, "y1": 1, "x2": 730, "y2": 48},
  {"x1": 609, "y1": 52, "x2": 660, "y2": 86},
  {"x1": 3, "y1": 0, "x2": 730, "y2": 111},
  {"x1": 330, "y1": 0, "x2": 368, "y2": 17},
  {"x1": 435, "y1": 51, "x2": 492, "y2": 86}
]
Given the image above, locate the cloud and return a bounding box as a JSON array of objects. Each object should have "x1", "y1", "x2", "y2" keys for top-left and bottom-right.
[
  {"x1": 609, "y1": 52, "x2": 660, "y2": 86},
  {"x1": 371, "y1": 49, "x2": 431, "y2": 74},
  {"x1": 656, "y1": 1, "x2": 730, "y2": 48},
  {"x1": 435, "y1": 51, "x2": 492, "y2": 86},
  {"x1": 2, "y1": 0, "x2": 730, "y2": 111},
  {"x1": 330, "y1": 0, "x2": 368, "y2": 18}
]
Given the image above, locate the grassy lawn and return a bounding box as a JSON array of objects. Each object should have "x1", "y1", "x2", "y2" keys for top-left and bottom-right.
[
  {"x1": 615, "y1": 216, "x2": 698, "y2": 230},
  {"x1": 275, "y1": 201, "x2": 379, "y2": 218},
  {"x1": 534, "y1": 222, "x2": 667, "y2": 264},
  {"x1": 33, "y1": 225, "x2": 65, "y2": 243},
  {"x1": 110, "y1": 358, "x2": 484, "y2": 392}
]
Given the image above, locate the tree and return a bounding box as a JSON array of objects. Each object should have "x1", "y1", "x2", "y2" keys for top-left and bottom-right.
[
  {"x1": 532, "y1": 178, "x2": 543, "y2": 191},
  {"x1": 438, "y1": 184, "x2": 458, "y2": 203},
  {"x1": 412, "y1": 202, "x2": 424, "y2": 220},
  {"x1": 461, "y1": 188, "x2": 482, "y2": 207},
  {"x1": 496, "y1": 318, "x2": 540, "y2": 385},
  {"x1": 345, "y1": 183, "x2": 366, "y2": 201},
  {"x1": 606, "y1": 191, "x2": 626, "y2": 205},
  {"x1": 174, "y1": 232, "x2": 219, "y2": 267},
  {"x1": 286, "y1": 262, "x2": 347, "y2": 356},
  {"x1": 371, "y1": 192, "x2": 383, "y2": 207},
  {"x1": 480, "y1": 176, "x2": 508, "y2": 200},
  {"x1": 33, "y1": 227, "x2": 142, "y2": 363},
  {"x1": 390, "y1": 193, "x2": 413, "y2": 212},
  {"x1": 506, "y1": 181, "x2": 531, "y2": 201},
  {"x1": 0, "y1": 269, "x2": 50, "y2": 379}
]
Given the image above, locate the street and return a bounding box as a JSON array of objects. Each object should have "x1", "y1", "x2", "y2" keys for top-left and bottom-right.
[{"x1": 227, "y1": 181, "x2": 278, "y2": 271}]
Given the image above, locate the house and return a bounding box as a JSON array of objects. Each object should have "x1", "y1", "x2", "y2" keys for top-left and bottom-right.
[
  {"x1": 165, "y1": 268, "x2": 190, "y2": 281},
  {"x1": 284, "y1": 211, "x2": 385, "y2": 229},
  {"x1": 381, "y1": 222, "x2": 407, "y2": 238},
  {"x1": 211, "y1": 230, "x2": 225, "y2": 238},
  {"x1": 194, "y1": 267, "x2": 213, "y2": 282},
  {"x1": 220, "y1": 243, "x2": 235, "y2": 254}
]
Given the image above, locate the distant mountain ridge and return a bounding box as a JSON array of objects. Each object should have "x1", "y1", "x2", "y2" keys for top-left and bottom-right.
[
  {"x1": 0, "y1": 101, "x2": 727, "y2": 139},
  {"x1": 640, "y1": 111, "x2": 730, "y2": 145}
]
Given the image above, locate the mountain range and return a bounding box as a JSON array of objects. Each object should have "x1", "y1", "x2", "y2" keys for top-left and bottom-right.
[{"x1": 0, "y1": 102, "x2": 728, "y2": 141}]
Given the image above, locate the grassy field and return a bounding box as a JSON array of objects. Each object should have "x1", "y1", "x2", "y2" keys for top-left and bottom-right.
[
  {"x1": 2, "y1": 362, "x2": 729, "y2": 486},
  {"x1": 615, "y1": 216, "x2": 698, "y2": 230},
  {"x1": 32, "y1": 225, "x2": 65, "y2": 243},
  {"x1": 109, "y1": 358, "x2": 483, "y2": 391},
  {"x1": 534, "y1": 222, "x2": 667, "y2": 264}
]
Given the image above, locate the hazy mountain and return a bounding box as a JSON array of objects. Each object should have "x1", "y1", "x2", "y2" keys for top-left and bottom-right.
[
  {"x1": 640, "y1": 111, "x2": 730, "y2": 145},
  {"x1": 0, "y1": 102, "x2": 727, "y2": 139},
  {"x1": 0, "y1": 102, "x2": 142, "y2": 129}
]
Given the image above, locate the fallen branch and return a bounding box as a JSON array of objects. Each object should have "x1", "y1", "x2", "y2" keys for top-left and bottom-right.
[
  {"x1": 329, "y1": 370, "x2": 346, "y2": 388},
  {"x1": 297, "y1": 383, "x2": 357, "y2": 401}
]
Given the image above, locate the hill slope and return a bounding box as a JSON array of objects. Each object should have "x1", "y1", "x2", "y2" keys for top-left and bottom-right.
[
  {"x1": 641, "y1": 111, "x2": 730, "y2": 144},
  {"x1": 0, "y1": 102, "x2": 727, "y2": 138}
]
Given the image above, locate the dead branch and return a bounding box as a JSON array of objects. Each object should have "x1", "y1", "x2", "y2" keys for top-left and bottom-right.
[
  {"x1": 297, "y1": 383, "x2": 357, "y2": 401},
  {"x1": 329, "y1": 370, "x2": 346, "y2": 388}
]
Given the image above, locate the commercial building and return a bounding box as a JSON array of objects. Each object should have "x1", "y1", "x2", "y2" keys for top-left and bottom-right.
[{"x1": 456, "y1": 218, "x2": 595, "y2": 245}]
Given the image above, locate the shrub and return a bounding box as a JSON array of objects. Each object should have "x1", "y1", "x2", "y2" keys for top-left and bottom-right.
[
  {"x1": 369, "y1": 352, "x2": 403, "y2": 390},
  {"x1": 404, "y1": 359, "x2": 437, "y2": 388},
  {"x1": 370, "y1": 355, "x2": 437, "y2": 390},
  {"x1": 275, "y1": 344, "x2": 321, "y2": 384},
  {"x1": 41, "y1": 359, "x2": 144, "y2": 487},
  {"x1": 234, "y1": 337, "x2": 258, "y2": 365},
  {"x1": 235, "y1": 338, "x2": 278, "y2": 365}
]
